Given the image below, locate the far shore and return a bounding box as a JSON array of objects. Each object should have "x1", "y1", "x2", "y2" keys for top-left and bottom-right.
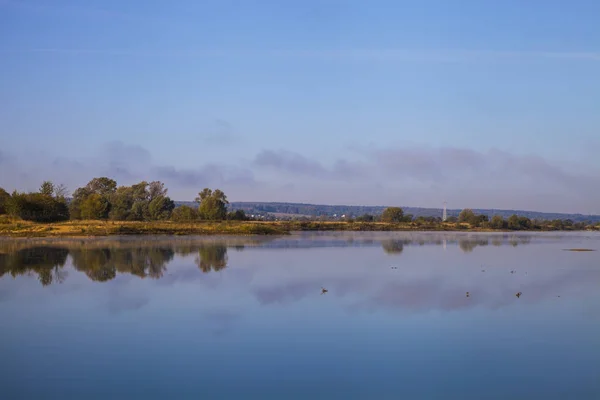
[{"x1": 0, "y1": 219, "x2": 597, "y2": 238}]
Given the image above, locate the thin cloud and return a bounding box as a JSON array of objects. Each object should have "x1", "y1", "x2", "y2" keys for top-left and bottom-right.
[
  {"x1": 254, "y1": 149, "x2": 327, "y2": 176},
  {"x1": 4, "y1": 47, "x2": 600, "y2": 63}
]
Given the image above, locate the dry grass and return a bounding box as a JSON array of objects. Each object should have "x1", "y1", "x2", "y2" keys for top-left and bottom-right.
[
  {"x1": 0, "y1": 218, "x2": 477, "y2": 237},
  {"x1": 1, "y1": 218, "x2": 581, "y2": 238},
  {"x1": 0, "y1": 219, "x2": 288, "y2": 237}
]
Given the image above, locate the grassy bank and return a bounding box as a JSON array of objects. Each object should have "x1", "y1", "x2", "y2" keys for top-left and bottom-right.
[
  {"x1": 0, "y1": 218, "x2": 595, "y2": 238},
  {"x1": 0, "y1": 219, "x2": 477, "y2": 237},
  {"x1": 0, "y1": 219, "x2": 289, "y2": 237}
]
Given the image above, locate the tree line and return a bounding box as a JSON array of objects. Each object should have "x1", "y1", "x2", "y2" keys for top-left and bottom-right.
[
  {"x1": 355, "y1": 206, "x2": 595, "y2": 231},
  {"x1": 0, "y1": 177, "x2": 248, "y2": 223},
  {"x1": 0, "y1": 178, "x2": 596, "y2": 230}
]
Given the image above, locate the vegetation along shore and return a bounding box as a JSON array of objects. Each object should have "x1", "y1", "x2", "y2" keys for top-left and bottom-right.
[{"x1": 1, "y1": 177, "x2": 598, "y2": 237}]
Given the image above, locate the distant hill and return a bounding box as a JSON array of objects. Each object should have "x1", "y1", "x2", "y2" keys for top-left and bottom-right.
[{"x1": 174, "y1": 201, "x2": 600, "y2": 223}]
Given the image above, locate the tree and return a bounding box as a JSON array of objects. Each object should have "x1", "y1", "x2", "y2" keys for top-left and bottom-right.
[
  {"x1": 0, "y1": 187, "x2": 10, "y2": 214},
  {"x1": 148, "y1": 195, "x2": 175, "y2": 220},
  {"x1": 381, "y1": 207, "x2": 404, "y2": 223},
  {"x1": 54, "y1": 184, "x2": 69, "y2": 199},
  {"x1": 227, "y1": 209, "x2": 248, "y2": 221},
  {"x1": 39, "y1": 181, "x2": 55, "y2": 196},
  {"x1": 490, "y1": 215, "x2": 506, "y2": 229},
  {"x1": 196, "y1": 188, "x2": 228, "y2": 220},
  {"x1": 458, "y1": 209, "x2": 476, "y2": 223},
  {"x1": 80, "y1": 193, "x2": 110, "y2": 220},
  {"x1": 171, "y1": 205, "x2": 198, "y2": 222},
  {"x1": 7, "y1": 192, "x2": 69, "y2": 222},
  {"x1": 129, "y1": 200, "x2": 149, "y2": 221},
  {"x1": 109, "y1": 186, "x2": 134, "y2": 220},
  {"x1": 517, "y1": 216, "x2": 532, "y2": 230},
  {"x1": 356, "y1": 214, "x2": 374, "y2": 222},
  {"x1": 70, "y1": 177, "x2": 117, "y2": 220},
  {"x1": 148, "y1": 181, "x2": 168, "y2": 200},
  {"x1": 507, "y1": 214, "x2": 521, "y2": 230},
  {"x1": 85, "y1": 177, "x2": 117, "y2": 196}
]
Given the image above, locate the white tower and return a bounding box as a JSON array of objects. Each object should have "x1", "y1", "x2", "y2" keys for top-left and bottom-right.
[{"x1": 442, "y1": 202, "x2": 447, "y2": 222}]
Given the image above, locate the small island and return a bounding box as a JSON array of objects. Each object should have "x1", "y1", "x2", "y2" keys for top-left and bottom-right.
[{"x1": 1, "y1": 177, "x2": 599, "y2": 237}]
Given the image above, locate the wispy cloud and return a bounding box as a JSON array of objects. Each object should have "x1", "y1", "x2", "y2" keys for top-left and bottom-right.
[
  {"x1": 254, "y1": 149, "x2": 327, "y2": 176},
  {"x1": 4, "y1": 47, "x2": 600, "y2": 62},
  {"x1": 2, "y1": 142, "x2": 600, "y2": 213}
]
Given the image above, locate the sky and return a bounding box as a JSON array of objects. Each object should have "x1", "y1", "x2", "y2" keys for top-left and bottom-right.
[{"x1": 1, "y1": 0, "x2": 599, "y2": 214}]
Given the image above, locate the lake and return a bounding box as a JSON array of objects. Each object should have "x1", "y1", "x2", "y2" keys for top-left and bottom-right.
[{"x1": 1, "y1": 232, "x2": 599, "y2": 399}]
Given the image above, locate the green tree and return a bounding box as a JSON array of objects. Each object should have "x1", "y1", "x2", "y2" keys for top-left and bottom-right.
[
  {"x1": 507, "y1": 214, "x2": 521, "y2": 230},
  {"x1": 69, "y1": 187, "x2": 92, "y2": 219},
  {"x1": 39, "y1": 181, "x2": 55, "y2": 196},
  {"x1": 148, "y1": 195, "x2": 175, "y2": 220},
  {"x1": 381, "y1": 207, "x2": 404, "y2": 223},
  {"x1": 129, "y1": 200, "x2": 149, "y2": 221},
  {"x1": 7, "y1": 192, "x2": 69, "y2": 222},
  {"x1": 356, "y1": 214, "x2": 374, "y2": 222},
  {"x1": 171, "y1": 205, "x2": 198, "y2": 222},
  {"x1": 0, "y1": 187, "x2": 10, "y2": 214},
  {"x1": 490, "y1": 215, "x2": 506, "y2": 229},
  {"x1": 108, "y1": 186, "x2": 134, "y2": 220},
  {"x1": 196, "y1": 188, "x2": 228, "y2": 220},
  {"x1": 86, "y1": 177, "x2": 117, "y2": 196},
  {"x1": 70, "y1": 177, "x2": 117, "y2": 220},
  {"x1": 80, "y1": 193, "x2": 110, "y2": 220},
  {"x1": 517, "y1": 216, "x2": 532, "y2": 230},
  {"x1": 227, "y1": 209, "x2": 248, "y2": 221},
  {"x1": 458, "y1": 208, "x2": 476, "y2": 223}
]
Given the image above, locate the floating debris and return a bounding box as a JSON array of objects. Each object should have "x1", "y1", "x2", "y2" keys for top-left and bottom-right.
[
  {"x1": 510, "y1": 270, "x2": 516, "y2": 274},
  {"x1": 516, "y1": 292, "x2": 522, "y2": 298},
  {"x1": 563, "y1": 248, "x2": 595, "y2": 252},
  {"x1": 321, "y1": 287, "x2": 328, "y2": 295}
]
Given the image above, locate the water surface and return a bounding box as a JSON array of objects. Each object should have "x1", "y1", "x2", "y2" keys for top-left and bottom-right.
[{"x1": 1, "y1": 232, "x2": 599, "y2": 399}]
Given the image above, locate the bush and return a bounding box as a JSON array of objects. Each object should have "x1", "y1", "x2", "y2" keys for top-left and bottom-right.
[
  {"x1": 8, "y1": 192, "x2": 69, "y2": 222},
  {"x1": 171, "y1": 205, "x2": 198, "y2": 222}
]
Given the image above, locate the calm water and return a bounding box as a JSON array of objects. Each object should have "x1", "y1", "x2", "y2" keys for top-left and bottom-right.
[{"x1": 1, "y1": 232, "x2": 599, "y2": 399}]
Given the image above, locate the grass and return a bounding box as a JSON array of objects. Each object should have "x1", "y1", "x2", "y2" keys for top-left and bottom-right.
[
  {"x1": 0, "y1": 219, "x2": 289, "y2": 237},
  {"x1": 0, "y1": 218, "x2": 491, "y2": 237},
  {"x1": 0, "y1": 218, "x2": 597, "y2": 238}
]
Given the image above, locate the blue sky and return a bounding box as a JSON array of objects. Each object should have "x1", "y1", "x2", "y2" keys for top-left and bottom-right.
[{"x1": 1, "y1": 0, "x2": 599, "y2": 213}]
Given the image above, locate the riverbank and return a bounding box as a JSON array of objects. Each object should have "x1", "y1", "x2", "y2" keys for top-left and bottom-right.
[{"x1": 1, "y1": 219, "x2": 594, "y2": 238}]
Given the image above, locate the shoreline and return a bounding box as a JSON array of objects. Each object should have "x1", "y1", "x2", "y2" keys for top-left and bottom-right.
[{"x1": 0, "y1": 220, "x2": 596, "y2": 238}]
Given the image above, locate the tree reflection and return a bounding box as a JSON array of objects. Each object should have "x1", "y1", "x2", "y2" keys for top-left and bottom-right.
[
  {"x1": 382, "y1": 240, "x2": 406, "y2": 255},
  {"x1": 70, "y1": 247, "x2": 174, "y2": 282},
  {"x1": 458, "y1": 238, "x2": 489, "y2": 253},
  {"x1": 70, "y1": 248, "x2": 116, "y2": 282},
  {"x1": 0, "y1": 247, "x2": 69, "y2": 286},
  {"x1": 195, "y1": 244, "x2": 228, "y2": 273}
]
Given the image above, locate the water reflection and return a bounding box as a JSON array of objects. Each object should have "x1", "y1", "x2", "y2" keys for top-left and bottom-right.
[
  {"x1": 0, "y1": 232, "x2": 589, "y2": 286},
  {"x1": 70, "y1": 247, "x2": 175, "y2": 282},
  {"x1": 0, "y1": 247, "x2": 69, "y2": 286},
  {"x1": 1, "y1": 232, "x2": 598, "y2": 400},
  {"x1": 196, "y1": 244, "x2": 228, "y2": 273}
]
